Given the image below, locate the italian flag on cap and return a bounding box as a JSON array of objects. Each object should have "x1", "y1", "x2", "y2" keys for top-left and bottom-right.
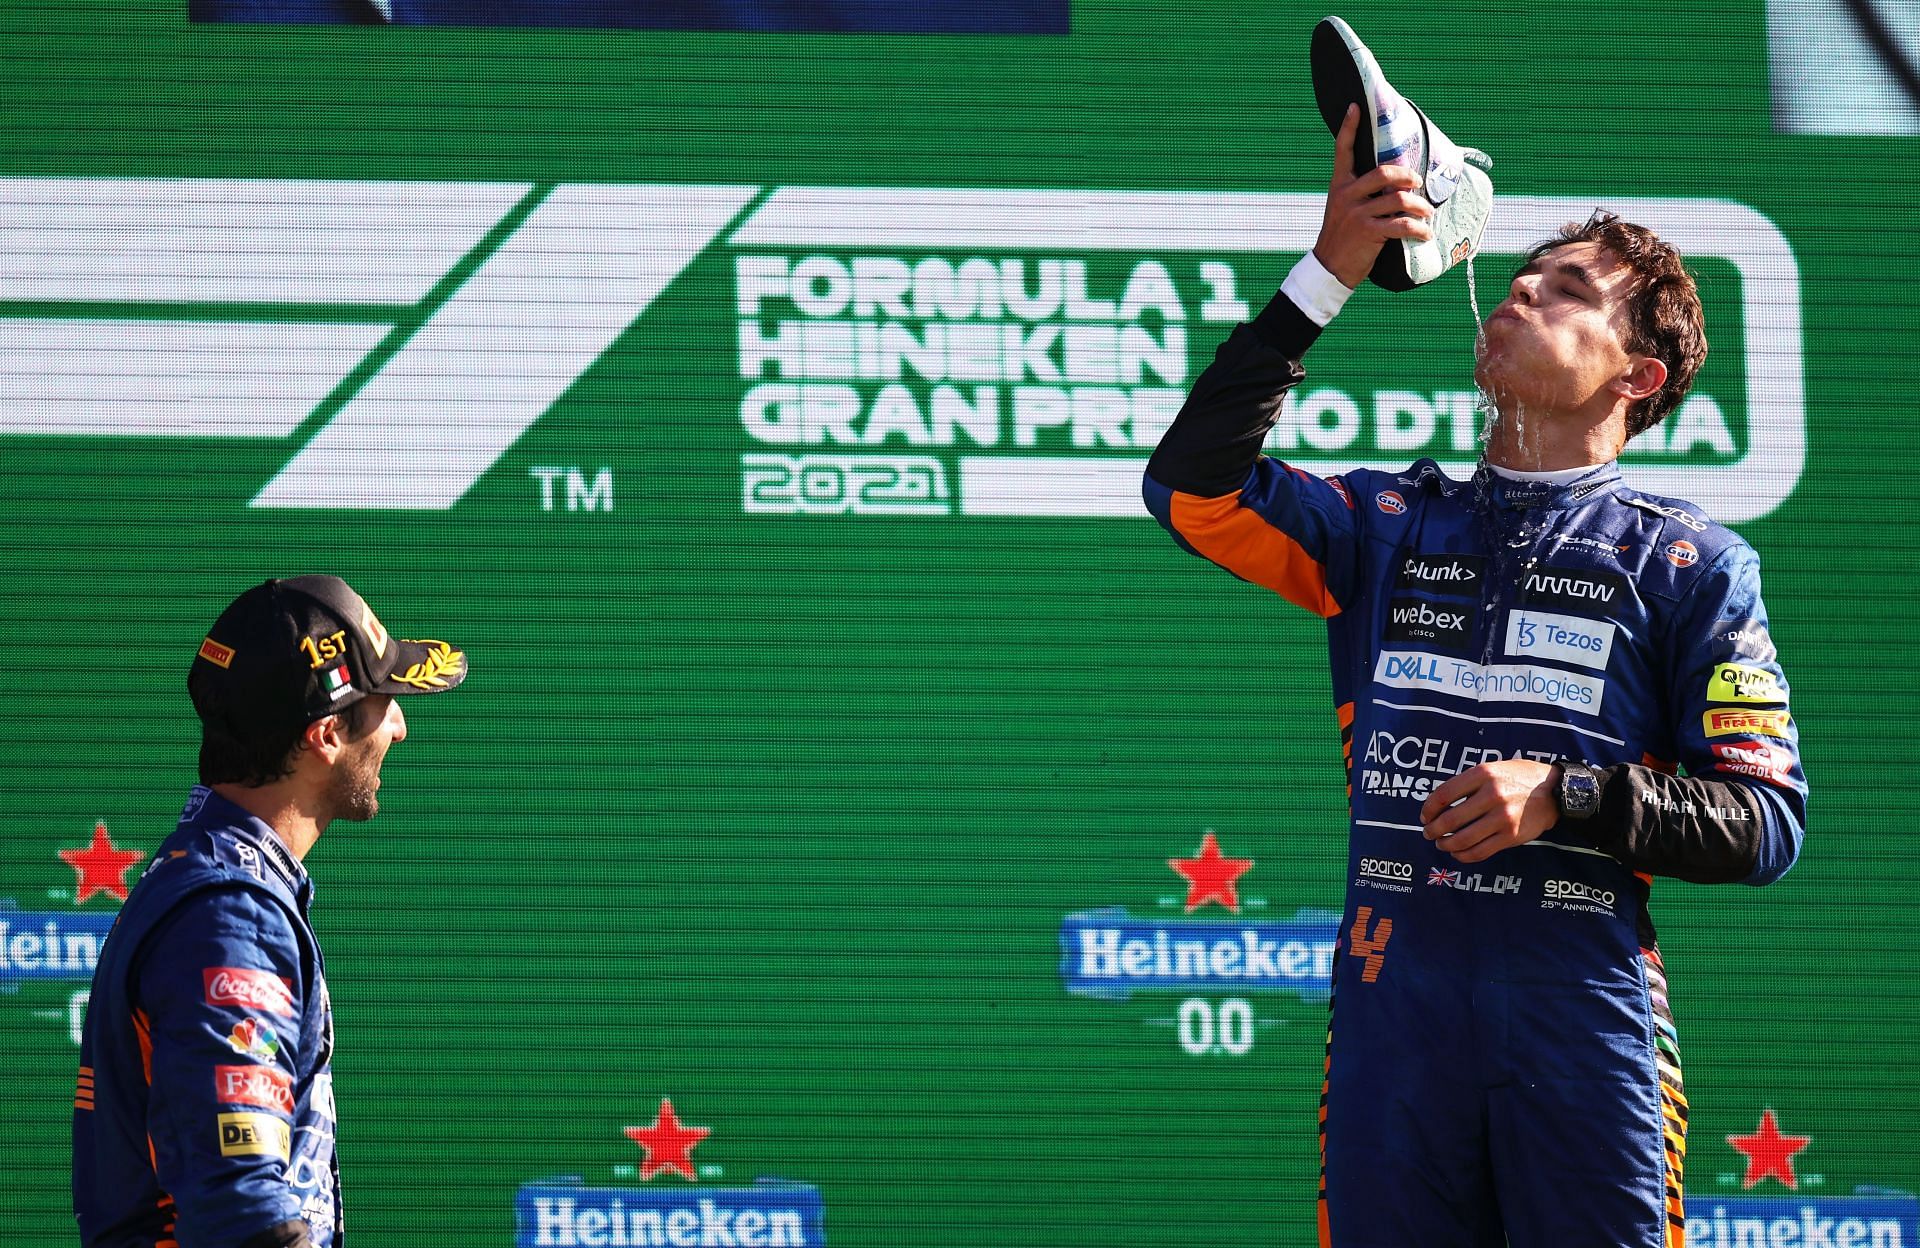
[{"x1": 326, "y1": 666, "x2": 352, "y2": 697}]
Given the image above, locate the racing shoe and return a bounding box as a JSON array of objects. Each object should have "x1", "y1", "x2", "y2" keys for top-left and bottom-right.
[{"x1": 1310, "y1": 15, "x2": 1494, "y2": 291}]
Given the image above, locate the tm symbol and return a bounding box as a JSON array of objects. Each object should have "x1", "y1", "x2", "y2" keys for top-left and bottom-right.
[{"x1": 530, "y1": 466, "x2": 614, "y2": 513}]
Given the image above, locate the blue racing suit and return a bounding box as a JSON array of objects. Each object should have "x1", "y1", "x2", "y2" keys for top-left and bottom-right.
[
  {"x1": 1143, "y1": 290, "x2": 1807, "y2": 1247},
  {"x1": 74, "y1": 787, "x2": 341, "y2": 1248}
]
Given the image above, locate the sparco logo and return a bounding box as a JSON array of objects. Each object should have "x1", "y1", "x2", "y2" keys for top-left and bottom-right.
[
  {"x1": 1518, "y1": 567, "x2": 1630, "y2": 613},
  {"x1": 1396, "y1": 554, "x2": 1485, "y2": 596},
  {"x1": 1359, "y1": 858, "x2": 1413, "y2": 881},
  {"x1": 1544, "y1": 880, "x2": 1615, "y2": 908},
  {"x1": 203, "y1": 967, "x2": 296, "y2": 1018}
]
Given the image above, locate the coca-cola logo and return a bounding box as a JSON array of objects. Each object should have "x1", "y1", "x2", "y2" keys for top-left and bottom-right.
[
  {"x1": 214, "y1": 1064, "x2": 294, "y2": 1113},
  {"x1": 204, "y1": 966, "x2": 296, "y2": 1017}
]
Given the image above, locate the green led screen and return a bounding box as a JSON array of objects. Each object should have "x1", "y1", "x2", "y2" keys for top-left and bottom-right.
[{"x1": 3, "y1": 1, "x2": 1916, "y2": 1244}]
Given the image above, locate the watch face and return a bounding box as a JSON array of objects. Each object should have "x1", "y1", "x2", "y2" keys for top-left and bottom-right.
[{"x1": 1561, "y1": 766, "x2": 1600, "y2": 815}]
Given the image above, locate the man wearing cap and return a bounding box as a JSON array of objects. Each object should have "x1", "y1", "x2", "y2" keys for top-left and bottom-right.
[{"x1": 73, "y1": 576, "x2": 467, "y2": 1248}]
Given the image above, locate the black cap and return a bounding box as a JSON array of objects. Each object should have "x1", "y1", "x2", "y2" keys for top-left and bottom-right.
[{"x1": 189, "y1": 576, "x2": 468, "y2": 741}]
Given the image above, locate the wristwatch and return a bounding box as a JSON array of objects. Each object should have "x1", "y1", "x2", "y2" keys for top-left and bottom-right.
[{"x1": 1556, "y1": 760, "x2": 1603, "y2": 820}]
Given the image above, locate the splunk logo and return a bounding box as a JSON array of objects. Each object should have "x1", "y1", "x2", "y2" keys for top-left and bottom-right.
[{"x1": 0, "y1": 180, "x2": 1806, "y2": 521}]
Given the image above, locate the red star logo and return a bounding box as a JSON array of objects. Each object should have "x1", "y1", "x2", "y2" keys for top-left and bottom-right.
[
  {"x1": 58, "y1": 822, "x2": 144, "y2": 904},
  {"x1": 1727, "y1": 1108, "x2": 1811, "y2": 1190},
  {"x1": 624, "y1": 1098, "x2": 710, "y2": 1180},
  {"x1": 1169, "y1": 832, "x2": 1254, "y2": 912}
]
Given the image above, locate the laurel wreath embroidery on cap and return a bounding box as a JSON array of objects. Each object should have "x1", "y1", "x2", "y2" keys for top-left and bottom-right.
[{"x1": 389, "y1": 641, "x2": 464, "y2": 690}]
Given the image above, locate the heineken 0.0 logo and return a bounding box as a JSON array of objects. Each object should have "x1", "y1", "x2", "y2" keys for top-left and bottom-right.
[{"x1": 0, "y1": 180, "x2": 1802, "y2": 521}]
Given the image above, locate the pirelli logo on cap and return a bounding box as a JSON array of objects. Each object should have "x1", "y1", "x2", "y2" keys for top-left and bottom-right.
[
  {"x1": 198, "y1": 637, "x2": 235, "y2": 669},
  {"x1": 360, "y1": 604, "x2": 389, "y2": 660},
  {"x1": 1703, "y1": 708, "x2": 1793, "y2": 739},
  {"x1": 218, "y1": 1111, "x2": 291, "y2": 1160}
]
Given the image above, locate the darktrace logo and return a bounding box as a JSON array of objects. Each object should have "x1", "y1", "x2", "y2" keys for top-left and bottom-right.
[
  {"x1": 1712, "y1": 617, "x2": 1777, "y2": 664},
  {"x1": 517, "y1": 1099, "x2": 825, "y2": 1247},
  {"x1": 2, "y1": 820, "x2": 142, "y2": 1045},
  {"x1": 1060, "y1": 831, "x2": 1337, "y2": 1059}
]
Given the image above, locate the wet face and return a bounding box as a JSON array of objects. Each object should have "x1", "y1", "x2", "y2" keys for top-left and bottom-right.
[
  {"x1": 1475, "y1": 241, "x2": 1641, "y2": 419},
  {"x1": 325, "y1": 695, "x2": 406, "y2": 823}
]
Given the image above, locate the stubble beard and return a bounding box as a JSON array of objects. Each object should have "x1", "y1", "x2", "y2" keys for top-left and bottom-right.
[{"x1": 327, "y1": 735, "x2": 385, "y2": 823}]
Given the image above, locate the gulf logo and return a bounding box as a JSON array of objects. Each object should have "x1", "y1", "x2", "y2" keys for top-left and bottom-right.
[
  {"x1": 1665, "y1": 540, "x2": 1699, "y2": 568},
  {"x1": 1375, "y1": 491, "x2": 1407, "y2": 516}
]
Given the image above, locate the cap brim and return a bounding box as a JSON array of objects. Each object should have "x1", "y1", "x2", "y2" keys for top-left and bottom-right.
[{"x1": 367, "y1": 638, "x2": 469, "y2": 696}]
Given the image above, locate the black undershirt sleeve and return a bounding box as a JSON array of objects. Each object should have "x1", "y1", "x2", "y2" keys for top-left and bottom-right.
[
  {"x1": 1143, "y1": 290, "x2": 1324, "y2": 497},
  {"x1": 1582, "y1": 764, "x2": 1770, "y2": 884}
]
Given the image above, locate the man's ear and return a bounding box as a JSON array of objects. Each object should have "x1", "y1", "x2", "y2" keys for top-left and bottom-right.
[
  {"x1": 1613, "y1": 354, "x2": 1668, "y2": 403},
  {"x1": 302, "y1": 714, "x2": 349, "y2": 765}
]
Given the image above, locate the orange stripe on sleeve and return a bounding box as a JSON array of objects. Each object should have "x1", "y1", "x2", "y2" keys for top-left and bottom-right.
[{"x1": 1169, "y1": 491, "x2": 1339, "y2": 617}]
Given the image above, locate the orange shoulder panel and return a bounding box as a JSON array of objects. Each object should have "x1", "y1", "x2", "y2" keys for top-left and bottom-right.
[{"x1": 1169, "y1": 490, "x2": 1339, "y2": 617}]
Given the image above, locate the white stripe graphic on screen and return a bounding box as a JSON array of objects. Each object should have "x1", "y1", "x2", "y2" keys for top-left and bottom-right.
[
  {"x1": 252, "y1": 183, "x2": 758, "y2": 510},
  {"x1": 0, "y1": 178, "x2": 528, "y2": 304},
  {"x1": 959, "y1": 456, "x2": 1147, "y2": 517},
  {"x1": 0, "y1": 320, "x2": 391, "y2": 438},
  {"x1": 729, "y1": 188, "x2": 1326, "y2": 253},
  {"x1": 732, "y1": 191, "x2": 1803, "y2": 524}
]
